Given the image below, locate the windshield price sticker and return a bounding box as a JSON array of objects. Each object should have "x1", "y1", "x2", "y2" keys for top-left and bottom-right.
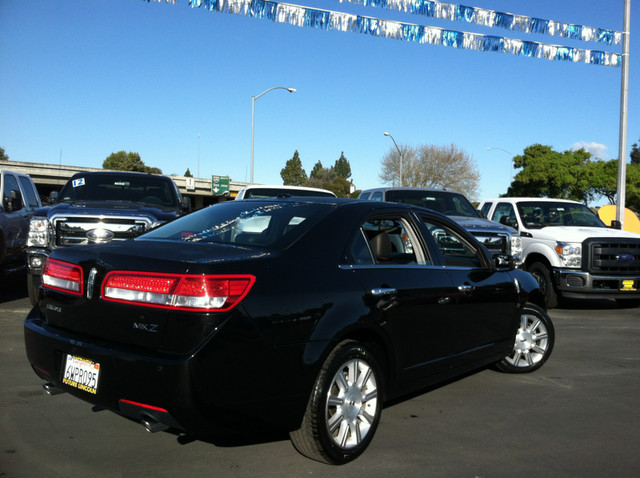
[{"x1": 63, "y1": 354, "x2": 100, "y2": 394}]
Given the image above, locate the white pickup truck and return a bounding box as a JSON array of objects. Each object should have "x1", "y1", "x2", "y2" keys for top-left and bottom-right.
[{"x1": 479, "y1": 197, "x2": 640, "y2": 308}]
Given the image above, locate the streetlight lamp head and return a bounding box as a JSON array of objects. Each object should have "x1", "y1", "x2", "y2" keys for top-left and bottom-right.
[
  {"x1": 384, "y1": 132, "x2": 389, "y2": 136},
  {"x1": 287, "y1": 88, "x2": 297, "y2": 93}
]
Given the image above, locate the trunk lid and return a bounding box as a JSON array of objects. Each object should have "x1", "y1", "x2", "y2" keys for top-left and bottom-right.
[{"x1": 39, "y1": 239, "x2": 269, "y2": 354}]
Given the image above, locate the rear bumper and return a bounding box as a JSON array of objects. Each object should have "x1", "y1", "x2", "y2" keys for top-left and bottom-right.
[
  {"x1": 554, "y1": 269, "x2": 640, "y2": 300},
  {"x1": 24, "y1": 310, "x2": 196, "y2": 431},
  {"x1": 23, "y1": 308, "x2": 307, "y2": 434}
]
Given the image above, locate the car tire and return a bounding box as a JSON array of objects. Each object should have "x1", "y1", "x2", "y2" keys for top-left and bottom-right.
[
  {"x1": 290, "y1": 340, "x2": 384, "y2": 465},
  {"x1": 528, "y1": 261, "x2": 558, "y2": 309},
  {"x1": 27, "y1": 273, "x2": 40, "y2": 306},
  {"x1": 496, "y1": 303, "x2": 555, "y2": 374}
]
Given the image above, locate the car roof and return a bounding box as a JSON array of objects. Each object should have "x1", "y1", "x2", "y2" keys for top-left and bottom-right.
[
  {"x1": 71, "y1": 170, "x2": 165, "y2": 177},
  {"x1": 237, "y1": 184, "x2": 336, "y2": 195},
  {"x1": 237, "y1": 196, "x2": 453, "y2": 218},
  {"x1": 361, "y1": 187, "x2": 464, "y2": 194},
  {"x1": 482, "y1": 197, "x2": 582, "y2": 205}
]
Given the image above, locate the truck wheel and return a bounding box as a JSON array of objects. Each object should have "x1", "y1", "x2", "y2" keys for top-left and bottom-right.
[
  {"x1": 27, "y1": 274, "x2": 40, "y2": 306},
  {"x1": 496, "y1": 303, "x2": 555, "y2": 373},
  {"x1": 528, "y1": 262, "x2": 558, "y2": 309},
  {"x1": 290, "y1": 340, "x2": 383, "y2": 465}
]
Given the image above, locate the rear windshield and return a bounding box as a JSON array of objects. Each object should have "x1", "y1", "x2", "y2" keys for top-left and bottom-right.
[
  {"x1": 242, "y1": 188, "x2": 335, "y2": 198},
  {"x1": 385, "y1": 190, "x2": 479, "y2": 218},
  {"x1": 141, "y1": 200, "x2": 332, "y2": 248},
  {"x1": 58, "y1": 174, "x2": 178, "y2": 208},
  {"x1": 516, "y1": 201, "x2": 605, "y2": 228}
]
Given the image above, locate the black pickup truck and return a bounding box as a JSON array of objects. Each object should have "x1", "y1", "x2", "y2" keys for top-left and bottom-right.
[
  {"x1": 1, "y1": 169, "x2": 42, "y2": 278},
  {"x1": 26, "y1": 171, "x2": 191, "y2": 305}
]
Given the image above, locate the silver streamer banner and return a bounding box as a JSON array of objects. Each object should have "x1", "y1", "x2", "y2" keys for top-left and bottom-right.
[
  {"x1": 340, "y1": 0, "x2": 622, "y2": 46},
  {"x1": 187, "y1": 0, "x2": 620, "y2": 67}
]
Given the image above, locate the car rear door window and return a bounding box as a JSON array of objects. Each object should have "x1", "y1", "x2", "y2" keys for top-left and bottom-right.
[{"x1": 347, "y1": 215, "x2": 429, "y2": 265}]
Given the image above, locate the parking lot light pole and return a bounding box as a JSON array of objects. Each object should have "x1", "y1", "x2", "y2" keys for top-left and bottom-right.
[
  {"x1": 384, "y1": 132, "x2": 403, "y2": 186},
  {"x1": 251, "y1": 87, "x2": 296, "y2": 185},
  {"x1": 486, "y1": 147, "x2": 515, "y2": 185}
]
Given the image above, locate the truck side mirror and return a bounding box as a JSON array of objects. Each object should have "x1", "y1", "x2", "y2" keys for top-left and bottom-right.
[
  {"x1": 49, "y1": 190, "x2": 59, "y2": 204},
  {"x1": 5, "y1": 189, "x2": 23, "y2": 212},
  {"x1": 610, "y1": 220, "x2": 622, "y2": 230},
  {"x1": 182, "y1": 196, "x2": 192, "y2": 213}
]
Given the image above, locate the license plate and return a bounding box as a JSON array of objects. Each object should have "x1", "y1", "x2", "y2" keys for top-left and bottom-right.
[{"x1": 62, "y1": 354, "x2": 100, "y2": 394}]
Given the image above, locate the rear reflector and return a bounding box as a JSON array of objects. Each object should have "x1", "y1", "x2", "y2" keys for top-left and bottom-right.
[
  {"x1": 42, "y1": 259, "x2": 83, "y2": 296},
  {"x1": 102, "y1": 271, "x2": 255, "y2": 312}
]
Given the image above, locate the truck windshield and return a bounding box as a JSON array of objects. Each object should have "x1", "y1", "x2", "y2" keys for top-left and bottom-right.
[
  {"x1": 516, "y1": 201, "x2": 605, "y2": 229},
  {"x1": 58, "y1": 174, "x2": 178, "y2": 208},
  {"x1": 385, "y1": 190, "x2": 479, "y2": 218}
]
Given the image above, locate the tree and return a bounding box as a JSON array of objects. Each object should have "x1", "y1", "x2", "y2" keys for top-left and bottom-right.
[
  {"x1": 0, "y1": 146, "x2": 8, "y2": 161},
  {"x1": 280, "y1": 150, "x2": 307, "y2": 186},
  {"x1": 631, "y1": 139, "x2": 640, "y2": 165},
  {"x1": 333, "y1": 152, "x2": 351, "y2": 180},
  {"x1": 304, "y1": 166, "x2": 352, "y2": 197},
  {"x1": 103, "y1": 151, "x2": 162, "y2": 174},
  {"x1": 507, "y1": 144, "x2": 594, "y2": 203},
  {"x1": 380, "y1": 143, "x2": 480, "y2": 200},
  {"x1": 184, "y1": 168, "x2": 193, "y2": 177},
  {"x1": 309, "y1": 160, "x2": 324, "y2": 179}
]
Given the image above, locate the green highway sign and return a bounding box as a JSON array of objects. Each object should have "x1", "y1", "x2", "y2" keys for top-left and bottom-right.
[{"x1": 211, "y1": 175, "x2": 230, "y2": 195}]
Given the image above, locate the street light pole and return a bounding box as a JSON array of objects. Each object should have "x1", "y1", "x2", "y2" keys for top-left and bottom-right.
[
  {"x1": 251, "y1": 86, "x2": 296, "y2": 185},
  {"x1": 486, "y1": 147, "x2": 515, "y2": 185},
  {"x1": 384, "y1": 132, "x2": 403, "y2": 186}
]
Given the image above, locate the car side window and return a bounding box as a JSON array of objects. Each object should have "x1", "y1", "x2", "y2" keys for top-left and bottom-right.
[
  {"x1": 347, "y1": 216, "x2": 429, "y2": 265},
  {"x1": 492, "y1": 203, "x2": 518, "y2": 228},
  {"x1": 421, "y1": 218, "x2": 483, "y2": 268},
  {"x1": 480, "y1": 202, "x2": 492, "y2": 217},
  {"x1": 18, "y1": 176, "x2": 40, "y2": 208},
  {"x1": 370, "y1": 192, "x2": 383, "y2": 201}
]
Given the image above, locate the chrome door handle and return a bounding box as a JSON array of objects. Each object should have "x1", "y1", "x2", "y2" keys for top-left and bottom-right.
[
  {"x1": 458, "y1": 284, "x2": 475, "y2": 293},
  {"x1": 371, "y1": 288, "x2": 397, "y2": 296}
]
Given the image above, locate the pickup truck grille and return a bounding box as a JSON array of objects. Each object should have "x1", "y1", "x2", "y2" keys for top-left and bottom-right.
[
  {"x1": 470, "y1": 232, "x2": 508, "y2": 255},
  {"x1": 52, "y1": 215, "x2": 152, "y2": 247},
  {"x1": 586, "y1": 239, "x2": 640, "y2": 274}
]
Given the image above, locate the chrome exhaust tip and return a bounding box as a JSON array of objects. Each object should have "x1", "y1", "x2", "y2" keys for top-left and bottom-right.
[
  {"x1": 141, "y1": 416, "x2": 169, "y2": 433},
  {"x1": 42, "y1": 382, "x2": 65, "y2": 396}
]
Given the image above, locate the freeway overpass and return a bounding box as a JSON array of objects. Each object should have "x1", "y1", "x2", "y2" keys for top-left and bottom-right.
[{"x1": 0, "y1": 160, "x2": 246, "y2": 209}]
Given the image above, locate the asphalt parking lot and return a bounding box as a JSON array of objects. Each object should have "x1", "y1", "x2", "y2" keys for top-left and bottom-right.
[{"x1": 2, "y1": 274, "x2": 639, "y2": 478}]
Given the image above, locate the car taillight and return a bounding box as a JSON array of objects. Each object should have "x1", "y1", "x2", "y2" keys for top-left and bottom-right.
[
  {"x1": 102, "y1": 272, "x2": 255, "y2": 312},
  {"x1": 42, "y1": 259, "x2": 83, "y2": 296}
]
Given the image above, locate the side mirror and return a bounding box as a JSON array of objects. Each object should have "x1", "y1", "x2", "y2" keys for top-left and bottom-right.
[
  {"x1": 493, "y1": 254, "x2": 515, "y2": 271},
  {"x1": 49, "y1": 190, "x2": 59, "y2": 204},
  {"x1": 5, "y1": 189, "x2": 23, "y2": 212},
  {"x1": 610, "y1": 220, "x2": 622, "y2": 230},
  {"x1": 182, "y1": 196, "x2": 192, "y2": 213}
]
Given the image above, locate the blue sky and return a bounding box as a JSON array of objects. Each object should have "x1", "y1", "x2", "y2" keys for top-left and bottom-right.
[{"x1": 1, "y1": 0, "x2": 637, "y2": 203}]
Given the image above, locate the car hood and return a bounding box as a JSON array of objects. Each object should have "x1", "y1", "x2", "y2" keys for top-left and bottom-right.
[
  {"x1": 527, "y1": 226, "x2": 640, "y2": 242},
  {"x1": 451, "y1": 216, "x2": 517, "y2": 234},
  {"x1": 47, "y1": 201, "x2": 180, "y2": 221}
]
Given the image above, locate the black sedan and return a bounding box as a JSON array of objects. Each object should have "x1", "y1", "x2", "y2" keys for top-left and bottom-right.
[{"x1": 24, "y1": 198, "x2": 554, "y2": 464}]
